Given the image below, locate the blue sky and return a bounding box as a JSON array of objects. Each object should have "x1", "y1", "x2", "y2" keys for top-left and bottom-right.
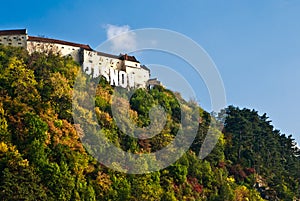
[{"x1": 1, "y1": 0, "x2": 300, "y2": 144}]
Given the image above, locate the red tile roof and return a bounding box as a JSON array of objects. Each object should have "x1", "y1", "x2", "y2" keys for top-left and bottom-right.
[
  {"x1": 27, "y1": 36, "x2": 93, "y2": 51},
  {"x1": 97, "y1": 51, "x2": 119, "y2": 59},
  {"x1": 0, "y1": 29, "x2": 27, "y2": 36},
  {"x1": 118, "y1": 54, "x2": 139, "y2": 62}
]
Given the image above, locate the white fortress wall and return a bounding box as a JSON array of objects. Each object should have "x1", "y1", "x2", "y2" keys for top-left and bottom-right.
[
  {"x1": 125, "y1": 65, "x2": 150, "y2": 88},
  {"x1": 26, "y1": 36, "x2": 93, "y2": 63},
  {"x1": 82, "y1": 49, "x2": 137, "y2": 88},
  {"x1": 0, "y1": 29, "x2": 153, "y2": 89},
  {"x1": 124, "y1": 60, "x2": 141, "y2": 68},
  {"x1": 27, "y1": 40, "x2": 82, "y2": 62},
  {"x1": 123, "y1": 60, "x2": 150, "y2": 87}
]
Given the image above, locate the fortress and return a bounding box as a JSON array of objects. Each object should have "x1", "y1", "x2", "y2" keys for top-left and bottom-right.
[{"x1": 0, "y1": 29, "x2": 160, "y2": 88}]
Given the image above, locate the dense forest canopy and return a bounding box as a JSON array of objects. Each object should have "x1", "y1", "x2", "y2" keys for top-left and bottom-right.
[{"x1": 0, "y1": 45, "x2": 299, "y2": 200}]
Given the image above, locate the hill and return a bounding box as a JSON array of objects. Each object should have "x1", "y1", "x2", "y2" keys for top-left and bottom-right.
[{"x1": 0, "y1": 45, "x2": 299, "y2": 200}]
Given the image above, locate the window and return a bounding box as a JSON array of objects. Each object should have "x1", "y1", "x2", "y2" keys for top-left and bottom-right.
[
  {"x1": 18, "y1": 43, "x2": 22, "y2": 45},
  {"x1": 8, "y1": 43, "x2": 12, "y2": 45}
]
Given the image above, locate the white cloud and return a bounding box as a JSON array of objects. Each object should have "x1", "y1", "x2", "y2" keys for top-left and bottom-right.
[{"x1": 105, "y1": 24, "x2": 137, "y2": 53}]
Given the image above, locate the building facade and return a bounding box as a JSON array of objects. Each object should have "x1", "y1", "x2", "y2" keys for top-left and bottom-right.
[{"x1": 0, "y1": 29, "x2": 151, "y2": 88}]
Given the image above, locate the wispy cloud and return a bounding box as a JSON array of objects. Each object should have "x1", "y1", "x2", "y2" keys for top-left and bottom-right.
[{"x1": 105, "y1": 24, "x2": 137, "y2": 53}]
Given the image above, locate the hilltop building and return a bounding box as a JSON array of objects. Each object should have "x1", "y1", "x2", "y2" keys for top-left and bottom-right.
[{"x1": 0, "y1": 29, "x2": 156, "y2": 88}]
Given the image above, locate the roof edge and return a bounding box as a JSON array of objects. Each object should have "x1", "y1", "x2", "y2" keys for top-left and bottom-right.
[
  {"x1": 27, "y1": 36, "x2": 93, "y2": 51},
  {"x1": 0, "y1": 29, "x2": 27, "y2": 36}
]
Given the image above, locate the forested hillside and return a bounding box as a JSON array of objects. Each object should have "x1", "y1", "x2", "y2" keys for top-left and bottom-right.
[{"x1": 0, "y1": 45, "x2": 299, "y2": 200}]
